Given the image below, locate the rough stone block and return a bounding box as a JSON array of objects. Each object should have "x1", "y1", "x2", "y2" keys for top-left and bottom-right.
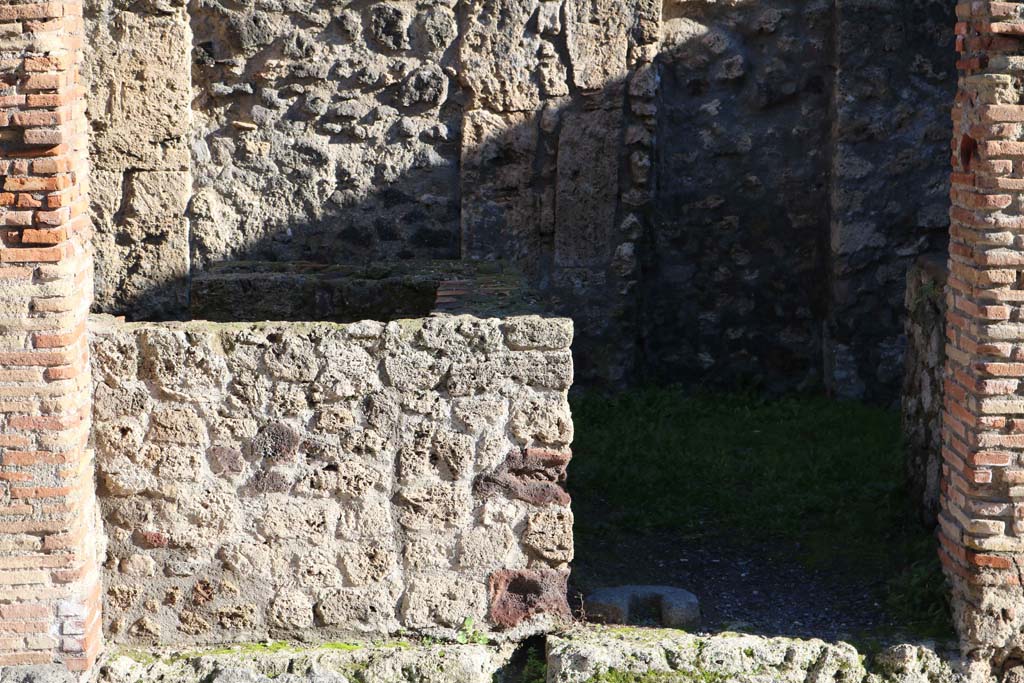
[{"x1": 555, "y1": 109, "x2": 621, "y2": 267}]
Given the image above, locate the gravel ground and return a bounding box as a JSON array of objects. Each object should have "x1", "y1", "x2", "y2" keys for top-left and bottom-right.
[{"x1": 569, "y1": 530, "x2": 897, "y2": 643}]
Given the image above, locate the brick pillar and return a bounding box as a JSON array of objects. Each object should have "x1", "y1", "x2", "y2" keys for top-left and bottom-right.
[
  {"x1": 943, "y1": 3, "x2": 1024, "y2": 680},
  {"x1": 0, "y1": 0, "x2": 102, "y2": 676}
]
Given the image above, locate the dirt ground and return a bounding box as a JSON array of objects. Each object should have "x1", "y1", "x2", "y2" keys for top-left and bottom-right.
[{"x1": 569, "y1": 530, "x2": 901, "y2": 644}]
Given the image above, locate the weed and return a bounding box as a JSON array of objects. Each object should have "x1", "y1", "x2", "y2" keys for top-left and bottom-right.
[
  {"x1": 455, "y1": 617, "x2": 490, "y2": 645},
  {"x1": 522, "y1": 648, "x2": 548, "y2": 683}
]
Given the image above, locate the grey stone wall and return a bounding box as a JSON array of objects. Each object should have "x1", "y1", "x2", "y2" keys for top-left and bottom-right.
[
  {"x1": 89, "y1": 314, "x2": 575, "y2": 645},
  {"x1": 901, "y1": 254, "x2": 947, "y2": 528},
  {"x1": 82, "y1": 0, "x2": 957, "y2": 401},
  {"x1": 643, "y1": 0, "x2": 954, "y2": 399},
  {"x1": 187, "y1": 0, "x2": 463, "y2": 269},
  {"x1": 826, "y1": 0, "x2": 953, "y2": 403},
  {"x1": 645, "y1": 0, "x2": 832, "y2": 393}
]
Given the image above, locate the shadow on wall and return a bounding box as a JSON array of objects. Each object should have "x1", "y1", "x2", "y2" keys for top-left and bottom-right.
[{"x1": 84, "y1": 0, "x2": 954, "y2": 397}]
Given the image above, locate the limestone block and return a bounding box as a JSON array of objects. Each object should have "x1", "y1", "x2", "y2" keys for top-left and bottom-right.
[
  {"x1": 147, "y1": 406, "x2": 207, "y2": 446},
  {"x1": 503, "y1": 316, "x2": 574, "y2": 351},
  {"x1": 314, "y1": 583, "x2": 402, "y2": 632},
  {"x1": 523, "y1": 507, "x2": 574, "y2": 565},
  {"x1": 459, "y1": 0, "x2": 546, "y2": 112},
  {"x1": 397, "y1": 483, "x2": 473, "y2": 531},
  {"x1": 138, "y1": 328, "x2": 229, "y2": 403},
  {"x1": 268, "y1": 589, "x2": 314, "y2": 629},
  {"x1": 555, "y1": 109, "x2": 622, "y2": 267},
  {"x1": 461, "y1": 110, "x2": 539, "y2": 261},
  {"x1": 509, "y1": 390, "x2": 573, "y2": 446},
  {"x1": 401, "y1": 574, "x2": 487, "y2": 629},
  {"x1": 456, "y1": 525, "x2": 517, "y2": 570},
  {"x1": 257, "y1": 499, "x2": 337, "y2": 542},
  {"x1": 338, "y1": 541, "x2": 397, "y2": 587},
  {"x1": 383, "y1": 348, "x2": 448, "y2": 391},
  {"x1": 85, "y1": 6, "x2": 191, "y2": 171},
  {"x1": 565, "y1": 0, "x2": 631, "y2": 93}
]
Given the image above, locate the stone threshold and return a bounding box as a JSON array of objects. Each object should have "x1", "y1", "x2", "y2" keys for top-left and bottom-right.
[{"x1": 2, "y1": 626, "x2": 964, "y2": 683}]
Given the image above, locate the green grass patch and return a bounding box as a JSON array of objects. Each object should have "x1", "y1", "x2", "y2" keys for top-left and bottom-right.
[
  {"x1": 569, "y1": 389, "x2": 952, "y2": 638},
  {"x1": 584, "y1": 670, "x2": 713, "y2": 683}
]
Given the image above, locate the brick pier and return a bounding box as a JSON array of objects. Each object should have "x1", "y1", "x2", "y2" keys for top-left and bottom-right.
[
  {"x1": 943, "y1": 2, "x2": 1024, "y2": 679},
  {"x1": 0, "y1": 0, "x2": 101, "y2": 675}
]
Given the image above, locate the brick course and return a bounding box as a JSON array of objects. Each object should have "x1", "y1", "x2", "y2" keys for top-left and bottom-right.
[{"x1": 0, "y1": 0, "x2": 101, "y2": 676}]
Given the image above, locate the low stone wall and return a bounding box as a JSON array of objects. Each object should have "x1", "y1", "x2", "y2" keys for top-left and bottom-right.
[
  {"x1": 76, "y1": 627, "x2": 963, "y2": 683},
  {"x1": 88, "y1": 314, "x2": 575, "y2": 646},
  {"x1": 901, "y1": 254, "x2": 948, "y2": 527},
  {"x1": 545, "y1": 627, "x2": 961, "y2": 683}
]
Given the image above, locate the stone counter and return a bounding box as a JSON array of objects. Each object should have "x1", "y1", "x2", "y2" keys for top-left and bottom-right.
[{"x1": 88, "y1": 313, "x2": 575, "y2": 646}]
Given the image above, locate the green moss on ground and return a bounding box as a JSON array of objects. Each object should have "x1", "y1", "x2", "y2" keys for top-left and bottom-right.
[{"x1": 570, "y1": 389, "x2": 953, "y2": 640}]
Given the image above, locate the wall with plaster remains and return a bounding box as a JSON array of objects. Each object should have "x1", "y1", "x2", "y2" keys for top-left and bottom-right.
[{"x1": 90, "y1": 314, "x2": 575, "y2": 645}]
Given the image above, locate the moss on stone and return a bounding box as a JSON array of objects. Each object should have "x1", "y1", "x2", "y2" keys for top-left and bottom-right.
[
  {"x1": 584, "y1": 669, "x2": 727, "y2": 683},
  {"x1": 118, "y1": 650, "x2": 160, "y2": 665},
  {"x1": 600, "y1": 625, "x2": 691, "y2": 640},
  {"x1": 117, "y1": 639, "x2": 371, "y2": 665},
  {"x1": 319, "y1": 641, "x2": 362, "y2": 652}
]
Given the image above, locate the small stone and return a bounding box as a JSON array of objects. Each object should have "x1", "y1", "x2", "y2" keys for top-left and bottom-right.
[
  {"x1": 208, "y1": 445, "x2": 245, "y2": 476},
  {"x1": 249, "y1": 421, "x2": 300, "y2": 461},
  {"x1": 397, "y1": 65, "x2": 447, "y2": 109},
  {"x1": 270, "y1": 588, "x2": 314, "y2": 629},
  {"x1": 120, "y1": 554, "x2": 157, "y2": 577},
  {"x1": 369, "y1": 4, "x2": 411, "y2": 51},
  {"x1": 489, "y1": 569, "x2": 570, "y2": 629}
]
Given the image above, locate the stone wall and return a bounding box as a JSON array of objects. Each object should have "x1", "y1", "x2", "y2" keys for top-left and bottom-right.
[
  {"x1": 646, "y1": 0, "x2": 832, "y2": 393},
  {"x1": 827, "y1": 0, "x2": 953, "y2": 402},
  {"x1": 91, "y1": 627, "x2": 962, "y2": 683},
  {"x1": 186, "y1": 0, "x2": 463, "y2": 269},
  {"x1": 83, "y1": 0, "x2": 191, "y2": 321},
  {"x1": 644, "y1": 0, "x2": 953, "y2": 399},
  {"x1": 79, "y1": 1, "x2": 957, "y2": 399},
  {"x1": 89, "y1": 314, "x2": 575, "y2": 646},
  {"x1": 901, "y1": 254, "x2": 947, "y2": 527}
]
